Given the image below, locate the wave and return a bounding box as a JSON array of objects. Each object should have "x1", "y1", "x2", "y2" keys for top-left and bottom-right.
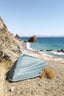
[
  {"x1": 26, "y1": 43, "x2": 34, "y2": 51},
  {"x1": 26, "y1": 43, "x2": 64, "y2": 55},
  {"x1": 38, "y1": 50, "x2": 48, "y2": 55},
  {"x1": 26, "y1": 43, "x2": 50, "y2": 56},
  {"x1": 46, "y1": 51, "x2": 64, "y2": 60},
  {"x1": 48, "y1": 51, "x2": 64, "y2": 55},
  {"x1": 26, "y1": 42, "x2": 64, "y2": 60}
]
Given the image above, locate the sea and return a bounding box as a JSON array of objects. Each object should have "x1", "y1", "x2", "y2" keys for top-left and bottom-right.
[{"x1": 20, "y1": 37, "x2": 64, "y2": 60}]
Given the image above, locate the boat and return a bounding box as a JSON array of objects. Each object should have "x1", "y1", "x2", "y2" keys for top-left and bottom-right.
[{"x1": 8, "y1": 54, "x2": 46, "y2": 81}]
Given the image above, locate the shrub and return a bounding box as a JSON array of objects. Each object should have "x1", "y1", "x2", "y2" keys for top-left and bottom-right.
[{"x1": 40, "y1": 67, "x2": 56, "y2": 79}]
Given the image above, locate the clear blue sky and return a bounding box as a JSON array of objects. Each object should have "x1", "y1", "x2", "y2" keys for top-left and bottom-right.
[{"x1": 0, "y1": 0, "x2": 64, "y2": 37}]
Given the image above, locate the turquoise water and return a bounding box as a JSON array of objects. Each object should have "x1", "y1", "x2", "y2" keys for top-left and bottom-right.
[
  {"x1": 20, "y1": 37, "x2": 64, "y2": 60},
  {"x1": 30, "y1": 37, "x2": 64, "y2": 50}
]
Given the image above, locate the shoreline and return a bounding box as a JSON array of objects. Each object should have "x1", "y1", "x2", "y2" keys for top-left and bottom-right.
[{"x1": 17, "y1": 40, "x2": 64, "y2": 63}]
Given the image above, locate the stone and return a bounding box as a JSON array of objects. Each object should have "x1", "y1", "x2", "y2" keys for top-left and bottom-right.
[
  {"x1": 57, "y1": 49, "x2": 64, "y2": 53},
  {"x1": 0, "y1": 51, "x2": 3, "y2": 57},
  {"x1": 47, "y1": 49, "x2": 52, "y2": 51},
  {"x1": 9, "y1": 86, "x2": 15, "y2": 92},
  {"x1": 28, "y1": 35, "x2": 37, "y2": 42},
  {"x1": 3, "y1": 53, "x2": 11, "y2": 61},
  {"x1": 40, "y1": 50, "x2": 43, "y2": 51},
  {"x1": 24, "y1": 40, "x2": 27, "y2": 43},
  {"x1": 15, "y1": 34, "x2": 20, "y2": 39}
]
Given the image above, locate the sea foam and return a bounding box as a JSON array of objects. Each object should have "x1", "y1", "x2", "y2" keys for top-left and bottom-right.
[
  {"x1": 26, "y1": 42, "x2": 64, "y2": 61},
  {"x1": 26, "y1": 42, "x2": 34, "y2": 51},
  {"x1": 48, "y1": 51, "x2": 64, "y2": 56}
]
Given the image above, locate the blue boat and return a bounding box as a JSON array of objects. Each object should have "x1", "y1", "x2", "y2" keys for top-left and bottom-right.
[{"x1": 8, "y1": 54, "x2": 46, "y2": 81}]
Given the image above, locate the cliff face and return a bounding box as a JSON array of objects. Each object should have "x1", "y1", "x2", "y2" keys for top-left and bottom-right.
[{"x1": 0, "y1": 17, "x2": 21, "y2": 62}]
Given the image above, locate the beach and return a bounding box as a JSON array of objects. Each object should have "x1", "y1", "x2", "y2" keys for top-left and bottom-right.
[
  {"x1": 4, "y1": 40, "x2": 64, "y2": 96},
  {"x1": 0, "y1": 0, "x2": 64, "y2": 95}
]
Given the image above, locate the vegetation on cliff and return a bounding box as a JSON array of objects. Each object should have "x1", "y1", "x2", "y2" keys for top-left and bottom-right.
[{"x1": 0, "y1": 17, "x2": 21, "y2": 63}]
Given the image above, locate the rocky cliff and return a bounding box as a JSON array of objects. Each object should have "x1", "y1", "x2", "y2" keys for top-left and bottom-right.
[{"x1": 0, "y1": 17, "x2": 21, "y2": 62}]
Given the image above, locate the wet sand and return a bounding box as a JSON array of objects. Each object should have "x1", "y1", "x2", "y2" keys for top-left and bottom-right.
[{"x1": 4, "y1": 40, "x2": 64, "y2": 96}]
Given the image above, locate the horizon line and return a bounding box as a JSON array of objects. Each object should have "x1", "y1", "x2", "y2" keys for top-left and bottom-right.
[{"x1": 20, "y1": 35, "x2": 64, "y2": 37}]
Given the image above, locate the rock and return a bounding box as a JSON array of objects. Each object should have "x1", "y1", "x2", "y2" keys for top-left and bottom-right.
[
  {"x1": 0, "y1": 58, "x2": 2, "y2": 62},
  {"x1": 15, "y1": 34, "x2": 20, "y2": 39},
  {"x1": 9, "y1": 86, "x2": 15, "y2": 92},
  {"x1": 0, "y1": 51, "x2": 3, "y2": 57},
  {"x1": 0, "y1": 51, "x2": 11, "y2": 62},
  {"x1": 57, "y1": 49, "x2": 64, "y2": 53},
  {"x1": 15, "y1": 34, "x2": 22, "y2": 41},
  {"x1": 28, "y1": 35, "x2": 37, "y2": 42},
  {"x1": 24, "y1": 40, "x2": 27, "y2": 43},
  {"x1": 47, "y1": 49, "x2": 52, "y2": 51},
  {"x1": 3, "y1": 53, "x2": 11, "y2": 61},
  {"x1": 38, "y1": 83, "x2": 41, "y2": 86},
  {"x1": 31, "y1": 90, "x2": 34, "y2": 95},
  {"x1": 40, "y1": 50, "x2": 43, "y2": 51},
  {"x1": 0, "y1": 51, "x2": 3, "y2": 62}
]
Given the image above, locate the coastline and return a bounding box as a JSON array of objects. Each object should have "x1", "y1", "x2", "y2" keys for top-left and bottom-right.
[
  {"x1": 18, "y1": 40, "x2": 64, "y2": 63},
  {"x1": 26, "y1": 42, "x2": 64, "y2": 61},
  {"x1": 20, "y1": 37, "x2": 64, "y2": 61},
  {"x1": 4, "y1": 40, "x2": 64, "y2": 96}
]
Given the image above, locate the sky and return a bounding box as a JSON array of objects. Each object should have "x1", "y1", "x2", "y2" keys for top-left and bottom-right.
[{"x1": 0, "y1": 0, "x2": 64, "y2": 37}]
